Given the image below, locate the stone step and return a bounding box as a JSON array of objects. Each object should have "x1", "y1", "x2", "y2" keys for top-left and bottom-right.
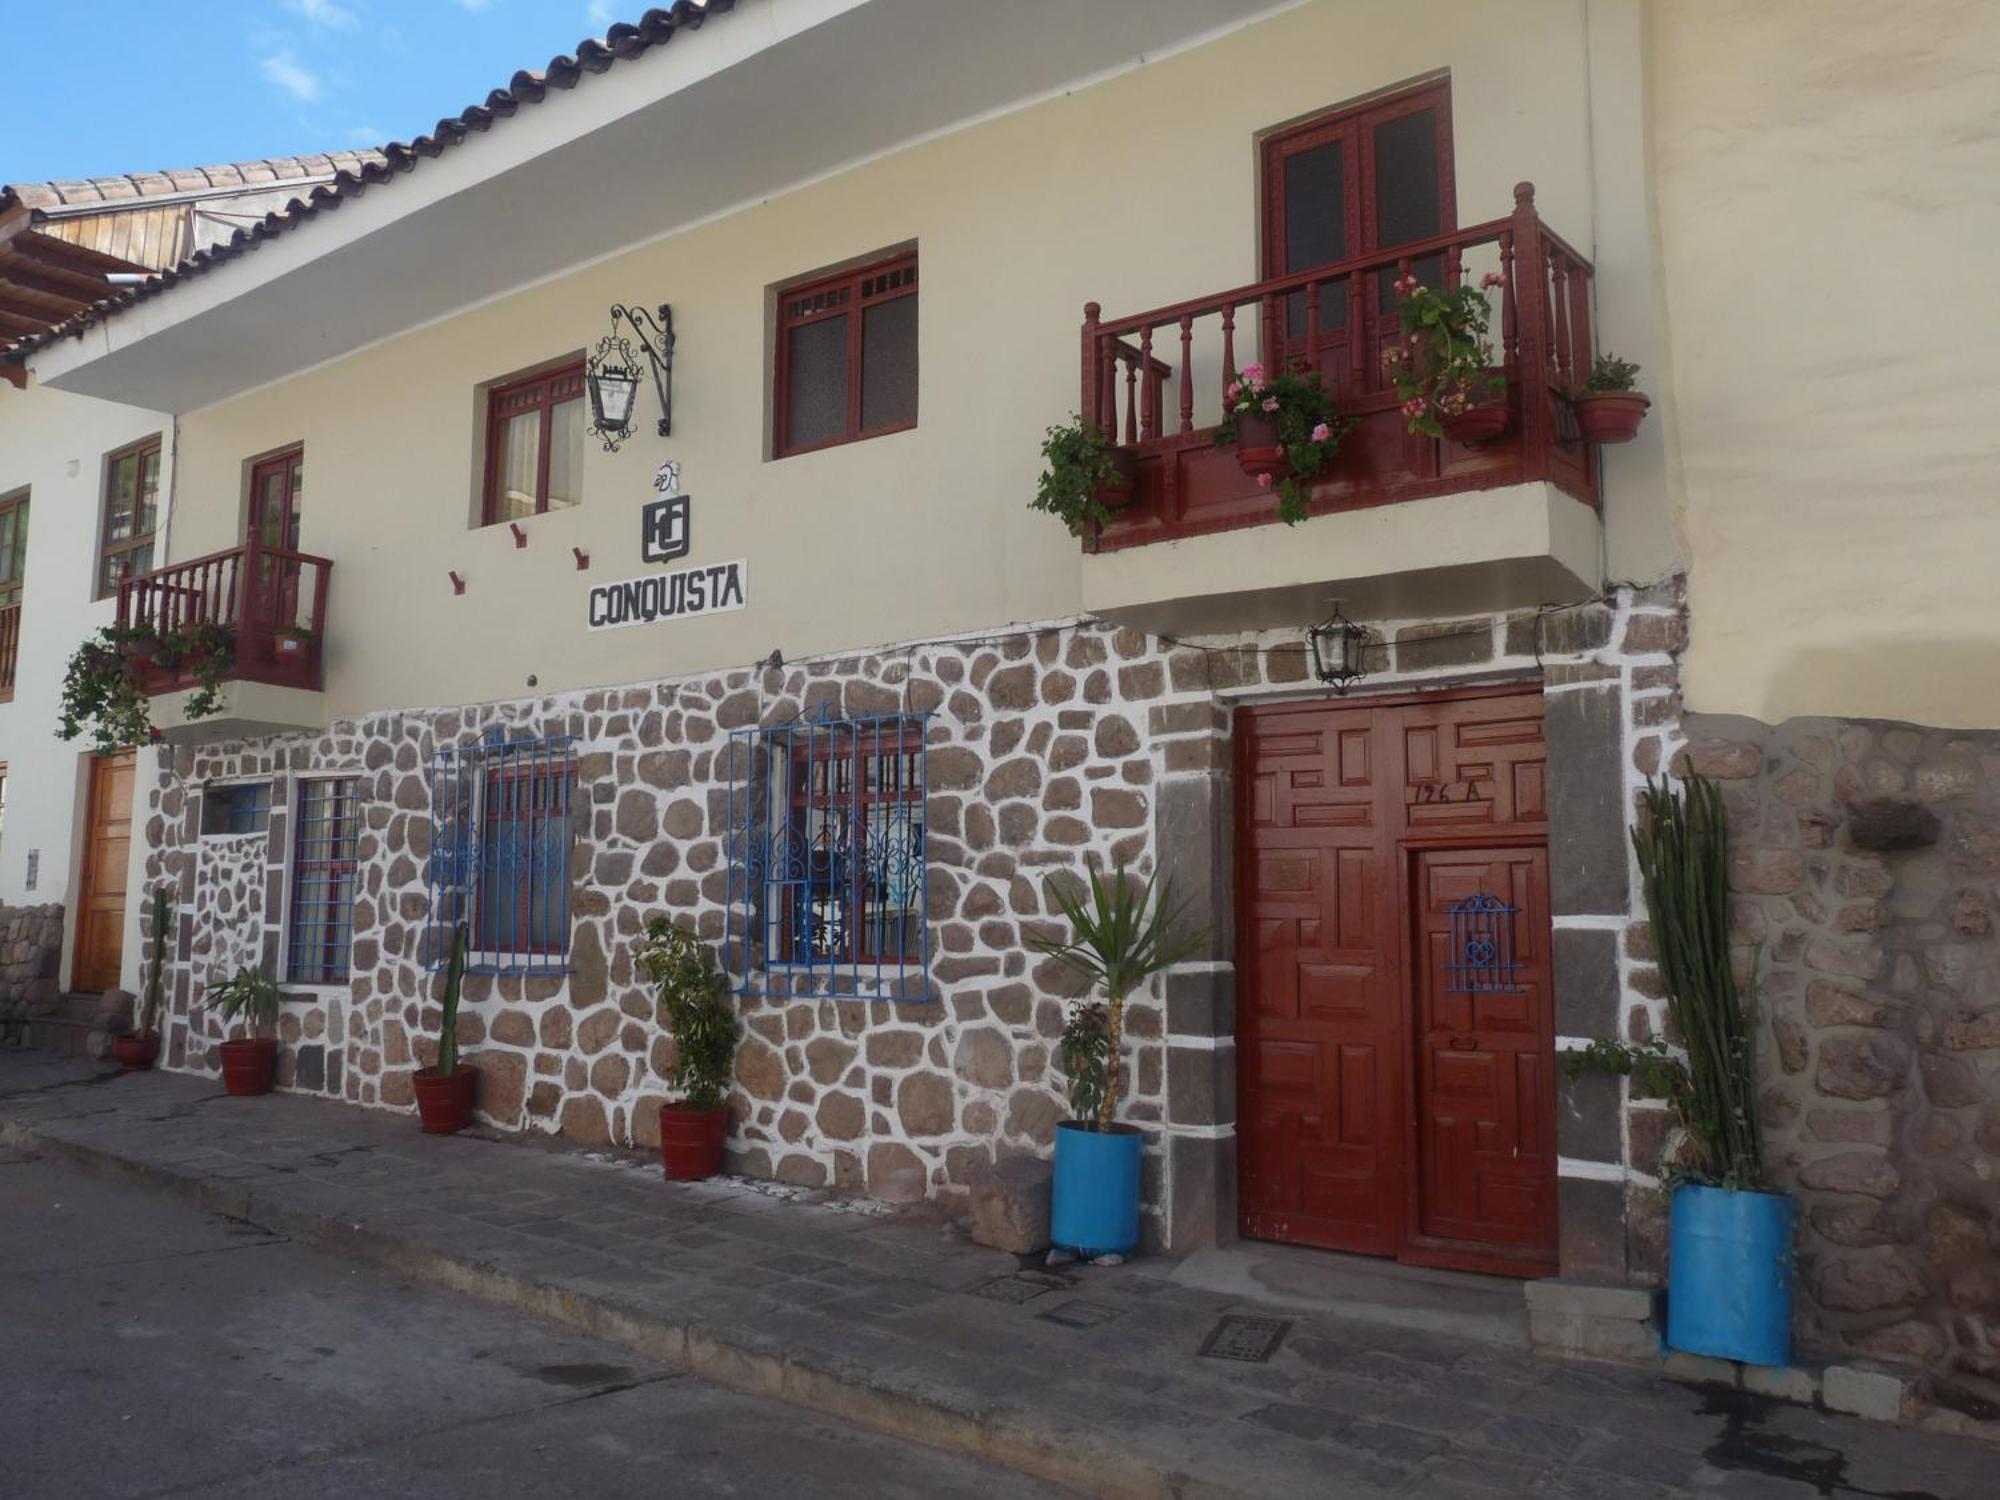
[{"x1": 9, "y1": 992, "x2": 133, "y2": 1061}]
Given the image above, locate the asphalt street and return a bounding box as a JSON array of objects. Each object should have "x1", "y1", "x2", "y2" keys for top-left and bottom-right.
[{"x1": 0, "y1": 1147, "x2": 1069, "y2": 1498}]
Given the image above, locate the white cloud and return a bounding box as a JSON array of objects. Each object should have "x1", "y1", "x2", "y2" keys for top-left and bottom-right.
[
  {"x1": 259, "y1": 49, "x2": 325, "y2": 103},
  {"x1": 285, "y1": 0, "x2": 358, "y2": 28},
  {"x1": 346, "y1": 124, "x2": 386, "y2": 145},
  {"x1": 588, "y1": 0, "x2": 616, "y2": 26}
]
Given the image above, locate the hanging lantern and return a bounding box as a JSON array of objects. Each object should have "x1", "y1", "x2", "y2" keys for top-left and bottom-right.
[
  {"x1": 584, "y1": 304, "x2": 676, "y2": 452},
  {"x1": 1307, "y1": 603, "x2": 1370, "y2": 694}
]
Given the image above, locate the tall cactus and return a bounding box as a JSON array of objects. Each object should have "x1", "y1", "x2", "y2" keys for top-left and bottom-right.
[
  {"x1": 1631, "y1": 775, "x2": 1763, "y2": 1186},
  {"x1": 139, "y1": 883, "x2": 171, "y2": 1039},
  {"x1": 435, "y1": 922, "x2": 468, "y2": 1078}
]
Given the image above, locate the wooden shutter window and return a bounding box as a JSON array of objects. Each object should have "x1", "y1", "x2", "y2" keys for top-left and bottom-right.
[
  {"x1": 97, "y1": 437, "x2": 162, "y2": 599},
  {"x1": 773, "y1": 252, "x2": 918, "y2": 458}
]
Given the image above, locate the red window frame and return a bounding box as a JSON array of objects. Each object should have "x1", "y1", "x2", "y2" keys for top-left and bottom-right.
[
  {"x1": 779, "y1": 723, "x2": 924, "y2": 966},
  {"x1": 481, "y1": 360, "x2": 585, "y2": 526},
  {"x1": 772, "y1": 251, "x2": 918, "y2": 459},
  {"x1": 248, "y1": 446, "x2": 305, "y2": 551},
  {"x1": 97, "y1": 436, "x2": 162, "y2": 599},
  {"x1": 0, "y1": 488, "x2": 27, "y2": 609}
]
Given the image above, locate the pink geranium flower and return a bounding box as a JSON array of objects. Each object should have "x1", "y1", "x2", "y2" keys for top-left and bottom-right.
[
  {"x1": 1238, "y1": 362, "x2": 1265, "y2": 384},
  {"x1": 1393, "y1": 273, "x2": 1420, "y2": 296},
  {"x1": 1261, "y1": 396, "x2": 1280, "y2": 412},
  {"x1": 1481, "y1": 271, "x2": 1505, "y2": 289},
  {"x1": 1310, "y1": 422, "x2": 1331, "y2": 443},
  {"x1": 1256, "y1": 472, "x2": 1273, "y2": 489},
  {"x1": 1224, "y1": 382, "x2": 1241, "y2": 402}
]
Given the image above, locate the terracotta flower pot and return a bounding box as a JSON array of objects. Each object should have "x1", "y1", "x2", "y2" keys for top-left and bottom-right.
[
  {"x1": 1574, "y1": 390, "x2": 1650, "y2": 444},
  {"x1": 275, "y1": 635, "x2": 308, "y2": 658},
  {"x1": 217, "y1": 1037, "x2": 276, "y2": 1097},
  {"x1": 658, "y1": 1103, "x2": 728, "y2": 1182},
  {"x1": 113, "y1": 1033, "x2": 159, "y2": 1072},
  {"x1": 1229, "y1": 412, "x2": 1288, "y2": 482},
  {"x1": 1093, "y1": 446, "x2": 1139, "y2": 511},
  {"x1": 413, "y1": 1064, "x2": 480, "y2": 1134},
  {"x1": 1439, "y1": 402, "x2": 1510, "y2": 446}
]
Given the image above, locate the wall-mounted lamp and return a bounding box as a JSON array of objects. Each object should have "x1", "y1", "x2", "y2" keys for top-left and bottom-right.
[
  {"x1": 1307, "y1": 602, "x2": 1370, "y2": 695},
  {"x1": 586, "y1": 302, "x2": 674, "y2": 451}
]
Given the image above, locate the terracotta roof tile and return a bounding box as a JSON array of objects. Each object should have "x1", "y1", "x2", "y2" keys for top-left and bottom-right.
[
  {"x1": 3, "y1": 151, "x2": 392, "y2": 214},
  {"x1": 6, "y1": 2, "x2": 735, "y2": 364}
]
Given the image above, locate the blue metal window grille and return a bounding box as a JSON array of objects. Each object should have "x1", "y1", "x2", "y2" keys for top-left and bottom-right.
[
  {"x1": 428, "y1": 732, "x2": 575, "y2": 974},
  {"x1": 287, "y1": 777, "x2": 358, "y2": 985},
  {"x1": 201, "y1": 780, "x2": 273, "y2": 836},
  {"x1": 1445, "y1": 893, "x2": 1523, "y2": 993},
  {"x1": 726, "y1": 710, "x2": 928, "y2": 999}
]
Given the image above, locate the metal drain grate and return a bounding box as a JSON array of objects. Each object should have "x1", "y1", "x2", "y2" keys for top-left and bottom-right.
[
  {"x1": 1199, "y1": 1314, "x2": 1293, "y2": 1363},
  {"x1": 1038, "y1": 1300, "x2": 1124, "y2": 1329},
  {"x1": 967, "y1": 1274, "x2": 1063, "y2": 1305}
]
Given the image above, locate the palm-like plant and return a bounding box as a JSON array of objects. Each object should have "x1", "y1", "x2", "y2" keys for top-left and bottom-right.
[
  {"x1": 1031, "y1": 863, "x2": 1207, "y2": 1131},
  {"x1": 208, "y1": 965, "x2": 283, "y2": 1041}
]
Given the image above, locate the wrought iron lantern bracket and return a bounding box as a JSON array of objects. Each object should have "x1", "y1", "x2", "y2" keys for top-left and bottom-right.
[
  {"x1": 1307, "y1": 602, "x2": 1371, "y2": 695},
  {"x1": 585, "y1": 302, "x2": 675, "y2": 451}
]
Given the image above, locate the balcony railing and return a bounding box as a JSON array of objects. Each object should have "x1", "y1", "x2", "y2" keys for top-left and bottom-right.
[
  {"x1": 116, "y1": 533, "x2": 332, "y2": 696},
  {"x1": 0, "y1": 602, "x2": 18, "y2": 703},
  {"x1": 1080, "y1": 182, "x2": 1596, "y2": 551}
]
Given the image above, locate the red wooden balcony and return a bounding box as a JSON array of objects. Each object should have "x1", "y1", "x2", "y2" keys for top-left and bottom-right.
[
  {"x1": 116, "y1": 534, "x2": 332, "y2": 697},
  {"x1": 0, "y1": 602, "x2": 19, "y2": 703},
  {"x1": 1080, "y1": 183, "x2": 1596, "y2": 552}
]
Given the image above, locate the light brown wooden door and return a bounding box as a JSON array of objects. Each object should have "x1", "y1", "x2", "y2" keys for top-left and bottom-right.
[
  {"x1": 73, "y1": 750, "x2": 135, "y2": 993},
  {"x1": 1237, "y1": 688, "x2": 1556, "y2": 1277}
]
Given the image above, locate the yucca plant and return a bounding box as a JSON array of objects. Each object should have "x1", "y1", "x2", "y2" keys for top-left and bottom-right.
[
  {"x1": 1567, "y1": 775, "x2": 1763, "y2": 1187},
  {"x1": 1031, "y1": 862, "x2": 1207, "y2": 1131},
  {"x1": 209, "y1": 965, "x2": 283, "y2": 1041},
  {"x1": 434, "y1": 922, "x2": 469, "y2": 1078}
]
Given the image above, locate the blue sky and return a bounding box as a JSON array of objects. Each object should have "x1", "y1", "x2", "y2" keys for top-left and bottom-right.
[{"x1": 1, "y1": 1, "x2": 636, "y2": 184}]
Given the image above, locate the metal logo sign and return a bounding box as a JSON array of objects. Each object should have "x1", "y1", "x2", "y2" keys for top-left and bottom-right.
[
  {"x1": 642, "y1": 494, "x2": 690, "y2": 563},
  {"x1": 588, "y1": 560, "x2": 748, "y2": 632}
]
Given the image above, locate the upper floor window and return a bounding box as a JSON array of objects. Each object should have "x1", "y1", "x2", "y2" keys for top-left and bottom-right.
[
  {"x1": 98, "y1": 438, "x2": 161, "y2": 597},
  {"x1": 773, "y1": 251, "x2": 917, "y2": 458},
  {"x1": 1262, "y1": 78, "x2": 1455, "y2": 354},
  {"x1": 483, "y1": 361, "x2": 585, "y2": 526},
  {"x1": 0, "y1": 489, "x2": 27, "y2": 608}
]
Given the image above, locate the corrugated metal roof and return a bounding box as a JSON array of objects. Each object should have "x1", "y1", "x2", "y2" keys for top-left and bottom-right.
[{"x1": 8, "y1": 1, "x2": 736, "y2": 366}]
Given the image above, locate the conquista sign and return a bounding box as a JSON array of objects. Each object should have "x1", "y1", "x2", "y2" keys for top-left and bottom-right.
[{"x1": 587, "y1": 559, "x2": 748, "y2": 631}]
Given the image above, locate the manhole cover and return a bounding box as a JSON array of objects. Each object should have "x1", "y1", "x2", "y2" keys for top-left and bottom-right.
[
  {"x1": 1039, "y1": 1300, "x2": 1124, "y2": 1329},
  {"x1": 968, "y1": 1275, "x2": 1058, "y2": 1304},
  {"x1": 1199, "y1": 1315, "x2": 1293, "y2": 1363}
]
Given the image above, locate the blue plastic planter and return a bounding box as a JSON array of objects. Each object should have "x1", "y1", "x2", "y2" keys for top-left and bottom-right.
[
  {"x1": 1051, "y1": 1121, "x2": 1141, "y2": 1257},
  {"x1": 1668, "y1": 1182, "x2": 1795, "y2": 1366}
]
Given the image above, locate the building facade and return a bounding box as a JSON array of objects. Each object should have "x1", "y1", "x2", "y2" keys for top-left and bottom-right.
[{"x1": 5, "y1": 0, "x2": 1996, "y2": 1398}]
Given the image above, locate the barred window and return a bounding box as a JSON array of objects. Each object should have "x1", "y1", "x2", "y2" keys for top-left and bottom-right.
[
  {"x1": 429, "y1": 733, "x2": 574, "y2": 974},
  {"x1": 287, "y1": 778, "x2": 358, "y2": 985},
  {"x1": 727, "y1": 712, "x2": 928, "y2": 998},
  {"x1": 202, "y1": 780, "x2": 272, "y2": 837}
]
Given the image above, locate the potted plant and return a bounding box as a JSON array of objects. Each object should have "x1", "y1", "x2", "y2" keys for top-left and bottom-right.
[
  {"x1": 1385, "y1": 273, "x2": 1509, "y2": 444},
  {"x1": 412, "y1": 921, "x2": 480, "y2": 1133},
  {"x1": 1567, "y1": 775, "x2": 1791, "y2": 1366},
  {"x1": 636, "y1": 915, "x2": 738, "y2": 1181},
  {"x1": 207, "y1": 965, "x2": 283, "y2": 1097},
  {"x1": 58, "y1": 624, "x2": 159, "y2": 754},
  {"x1": 1573, "y1": 353, "x2": 1651, "y2": 444},
  {"x1": 113, "y1": 883, "x2": 172, "y2": 1071},
  {"x1": 274, "y1": 624, "x2": 315, "y2": 660},
  {"x1": 1031, "y1": 416, "x2": 1137, "y2": 537},
  {"x1": 1213, "y1": 362, "x2": 1346, "y2": 524},
  {"x1": 1031, "y1": 863, "x2": 1206, "y2": 1259},
  {"x1": 162, "y1": 620, "x2": 235, "y2": 720}
]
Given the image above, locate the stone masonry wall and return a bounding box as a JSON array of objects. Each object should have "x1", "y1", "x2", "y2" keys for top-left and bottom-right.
[
  {"x1": 0, "y1": 902, "x2": 64, "y2": 1034},
  {"x1": 144, "y1": 587, "x2": 1680, "y2": 1260},
  {"x1": 1680, "y1": 714, "x2": 2000, "y2": 1401}
]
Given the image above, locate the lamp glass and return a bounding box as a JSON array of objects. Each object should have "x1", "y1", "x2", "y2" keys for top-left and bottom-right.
[{"x1": 588, "y1": 365, "x2": 640, "y2": 431}]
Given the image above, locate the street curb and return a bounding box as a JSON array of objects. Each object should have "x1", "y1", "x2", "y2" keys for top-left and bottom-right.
[{"x1": 2, "y1": 1112, "x2": 1243, "y2": 1500}]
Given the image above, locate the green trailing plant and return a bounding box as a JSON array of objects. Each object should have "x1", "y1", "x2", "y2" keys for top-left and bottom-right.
[
  {"x1": 1383, "y1": 274, "x2": 1506, "y2": 436},
  {"x1": 137, "y1": 883, "x2": 172, "y2": 1040},
  {"x1": 208, "y1": 964, "x2": 283, "y2": 1041},
  {"x1": 57, "y1": 620, "x2": 235, "y2": 752},
  {"x1": 1030, "y1": 863, "x2": 1207, "y2": 1131},
  {"x1": 1031, "y1": 416, "x2": 1129, "y2": 537},
  {"x1": 1213, "y1": 361, "x2": 1347, "y2": 525},
  {"x1": 433, "y1": 921, "x2": 468, "y2": 1078},
  {"x1": 636, "y1": 915, "x2": 738, "y2": 1112},
  {"x1": 1583, "y1": 352, "x2": 1642, "y2": 393},
  {"x1": 1564, "y1": 775, "x2": 1765, "y2": 1189}
]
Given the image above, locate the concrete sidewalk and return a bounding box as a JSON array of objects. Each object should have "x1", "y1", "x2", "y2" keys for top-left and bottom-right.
[{"x1": 3, "y1": 1052, "x2": 1991, "y2": 1500}]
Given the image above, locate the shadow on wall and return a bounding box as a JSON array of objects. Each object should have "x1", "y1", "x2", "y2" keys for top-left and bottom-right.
[
  {"x1": 1737, "y1": 639, "x2": 2000, "y2": 733},
  {"x1": 1677, "y1": 710, "x2": 2000, "y2": 1414}
]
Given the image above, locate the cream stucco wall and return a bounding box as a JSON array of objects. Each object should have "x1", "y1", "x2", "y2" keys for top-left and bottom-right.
[
  {"x1": 1654, "y1": 0, "x2": 2000, "y2": 728},
  {"x1": 162, "y1": 0, "x2": 1670, "y2": 721},
  {"x1": 0, "y1": 381, "x2": 170, "y2": 989}
]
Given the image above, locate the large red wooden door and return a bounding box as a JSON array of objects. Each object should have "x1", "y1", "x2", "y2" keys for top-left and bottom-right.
[{"x1": 1237, "y1": 688, "x2": 1556, "y2": 1276}]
